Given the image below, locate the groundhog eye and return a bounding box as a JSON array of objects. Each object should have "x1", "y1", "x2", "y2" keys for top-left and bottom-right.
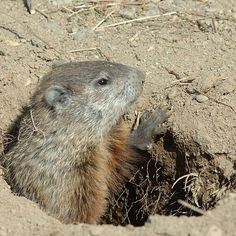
[{"x1": 97, "y1": 78, "x2": 109, "y2": 86}]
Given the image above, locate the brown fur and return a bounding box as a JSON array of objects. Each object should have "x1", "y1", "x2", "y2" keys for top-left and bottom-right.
[{"x1": 2, "y1": 61, "x2": 144, "y2": 224}]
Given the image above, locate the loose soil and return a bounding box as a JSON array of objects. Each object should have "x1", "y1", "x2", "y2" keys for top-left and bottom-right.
[{"x1": 0, "y1": 0, "x2": 235, "y2": 235}]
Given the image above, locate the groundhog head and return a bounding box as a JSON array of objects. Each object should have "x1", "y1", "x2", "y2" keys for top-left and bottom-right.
[{"x1": 31, "y1": 61, "x2": 145, "y2": 139}]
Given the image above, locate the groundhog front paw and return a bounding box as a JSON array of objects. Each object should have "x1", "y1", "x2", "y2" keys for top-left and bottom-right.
[
  {"x1": 129, "y1": 108, "x2": 169, "y2": 150},
  {"x1": 139, "y1": 109, "x2": 168, "y2": 136}
]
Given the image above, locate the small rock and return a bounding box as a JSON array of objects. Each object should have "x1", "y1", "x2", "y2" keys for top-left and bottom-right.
[
  {"x1": 30, "y1": 8, "x2": 36, "y2": 14},
  {"x1": 195, "y1": 94, "x2": 209, "y2": 103},
  {"x1": 66, "y1": 26, "x2": 78, "y2": 34},
  {"x1": 186, "y1": 86, "x2": 196, "y2": 94},
  {"x1": 20, "y1": 39, "x2": 27, "y2": 43},
  {"x1": 197, "y1": 19, "x2": 213, "y2": 32},
  {"x1": 30, "y1": 39, "x2": 43, "y2": 48},
  {"x1": 5, "y1": 40, "x2": 20, "y2": 47},
  {"x1": 167, "y1": 89, "x2": 178, "y2": 99},
  {"x1": 24, "y1": 78, "x2": 33, "y2": 86},
  {"x1": 119, "y1": 7, "x2": 137, "y2": 20},
  {"x1": 171, "y1": 15, "x2": 181, "y2": 23}
]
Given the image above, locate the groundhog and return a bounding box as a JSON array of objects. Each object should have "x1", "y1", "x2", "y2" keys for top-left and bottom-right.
[{"x1": 2, "y1": 61, "x2": 167, "y2": 224}]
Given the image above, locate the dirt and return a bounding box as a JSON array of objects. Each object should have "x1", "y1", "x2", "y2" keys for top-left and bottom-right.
[{"x1": 0, "y1": 0, "x2": 236, "y2": 235}]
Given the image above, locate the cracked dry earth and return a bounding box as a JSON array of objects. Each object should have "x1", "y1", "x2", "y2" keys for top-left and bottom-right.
[{"x1": 0, "y1": 0, "x2": 235, "y2": 235}]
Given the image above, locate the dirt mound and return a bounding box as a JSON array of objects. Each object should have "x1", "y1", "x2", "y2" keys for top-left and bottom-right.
[{"x1": 0, "y1": 0, "x2": 235, "y2": 235}]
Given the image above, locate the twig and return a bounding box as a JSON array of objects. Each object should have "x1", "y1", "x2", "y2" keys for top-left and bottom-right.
[
  {"x1": 96, "y1": 11, "x2": 177, "y2": 30},
  {"x1": 73, "y1": 4, "x2": 91, "y2": 10},
  {"x1": 69, "y1": 47, "x2": 109, "y2": 60},
  {"x1": 69, "y1": 47, "x2": 98, "y2": 53},
  {"x1": 35, "y1": 8, "x2": 51, "y2": 20},
  {"x1": 172, "y1": 173, "x2": 198, "y2": 189},
  {"x1": 164, "y1": 66, "x2": 194, "y2": 84},
  {"x1": 30, "y1": 110, "x2": 37, "y2": 131},
  {"x1": 68, "y1": 7, "x2": 94, "y2": 18},
  {"x1": 165, "y1": 67, "x2": 182, "y2": 80},
  {"x1": 131, "y1": 110, "x2": 141, "y2": 131},
  {"x1": 211, "y1": 18, "x2": 217, "y2": 32},
  {"x1": 171, "y1": 77, "x2": 194, "y2": 84},
  {"x1": 92, "y1": 10, "x2": 115, "y2": 31},
  {"x1": 208, "y1": 96, "x2": 235, "y2": 113},
  {"x1": 61, "y1": 6, "x2": 74, "y2": 13},
  {"x1": 96, "y1": 48, "x2": 110, "y2": 60},
  {"x1": 30, "y1": 110, "x2": 46, "y2": 145},
  {"x1": 177, "y1": 200, "x2": 206, "y2": 215}
]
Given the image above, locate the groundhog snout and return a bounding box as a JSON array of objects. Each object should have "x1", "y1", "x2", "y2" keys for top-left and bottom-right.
[
  {"x1": 133, "y1": 68, "x2": 145, "y2": 85},
  {"x1": 122, "y1": 68, "x2": 145, "y2": 102},
  {"x1": 127, "y1": 68, "x2": 145, "y2": 86},
  {"x1": 135, "y1": 69, "x2": 145, "y2": 84}
]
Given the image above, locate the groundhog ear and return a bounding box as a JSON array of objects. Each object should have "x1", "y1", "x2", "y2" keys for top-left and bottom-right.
[{"x1": 45, "y1": 85, "x2": 70, "y2": 110}]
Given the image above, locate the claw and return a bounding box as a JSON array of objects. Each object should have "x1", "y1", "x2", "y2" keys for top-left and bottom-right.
[
  {"x1": 139, "y1": 110, "x2": 151, "y2": 123},
  {"x1": 140, "y1": 109, "x2": 168, "y2": 125},
  {"x1": 151, "y1": 109, "x2": 168, "y2": 125},
  {"x1": 138, "y1": 109, "x2": 168, "y2": 136},
  {"x1": 129, "y1": 108, "x2": 169, "y2": 151}
]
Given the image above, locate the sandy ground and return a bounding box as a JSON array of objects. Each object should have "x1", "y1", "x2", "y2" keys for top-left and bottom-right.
[{"x1": 0, "y1": 0, "x2": 235, "y2": 235}]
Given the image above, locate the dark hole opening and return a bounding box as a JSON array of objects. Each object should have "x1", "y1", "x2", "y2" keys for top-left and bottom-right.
[{"x1": 101, "y1": 131, "x2": 231, "y2": 226}]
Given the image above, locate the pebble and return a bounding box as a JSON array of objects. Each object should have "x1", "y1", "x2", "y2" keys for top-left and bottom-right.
[
  {"x1": 66, "y1": 26, "x2": 78, "y2": 34},
  {"x1": 195, "y1": 94, "x2": 209, "y2": 103},
  {"x1": 119, "y1": 7, "x2": 136, "y2": 20},
  {"x1": 5, "y1": 40, "x2": 20, "y2": 47},
  {"x1": 167, "y1": 89, "x2": 178, "y2": 99},
  {"x1": 29, "y1": 8, "x2": 36, "y2": 15}
]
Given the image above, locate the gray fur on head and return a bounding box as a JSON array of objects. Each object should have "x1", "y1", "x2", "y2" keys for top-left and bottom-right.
[{"x1": 32, "y1": 61, "x2": 145, "y2": 143}]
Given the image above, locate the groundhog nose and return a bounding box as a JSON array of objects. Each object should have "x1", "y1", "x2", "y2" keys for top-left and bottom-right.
[
  {"x1": 141, "y1": 74, "x2": 145, "y2": 85},
  {"x1": 136, "y1": 69, "x2": 146, "y2": 84},
  {"x1": 127, "y1": 66, "x2": 145, "y2": 85}
]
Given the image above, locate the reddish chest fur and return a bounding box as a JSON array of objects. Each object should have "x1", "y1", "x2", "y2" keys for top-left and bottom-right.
[{"x1": 72, "y1": 121, "x2": 134, "y2": 224}]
